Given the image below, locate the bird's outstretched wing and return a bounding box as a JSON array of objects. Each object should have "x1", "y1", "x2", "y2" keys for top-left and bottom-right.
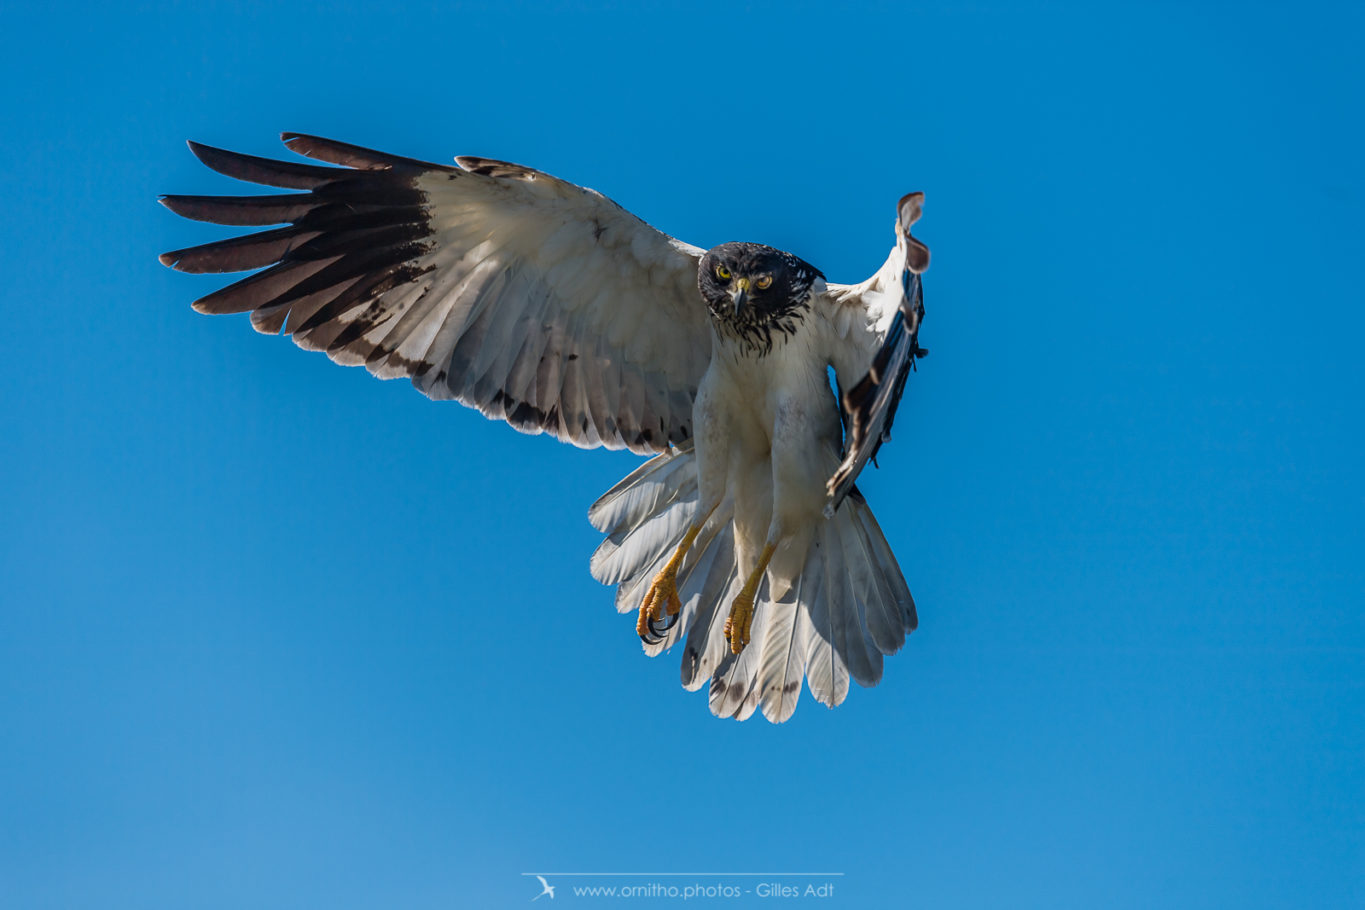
[
  {"x1": 160, "y1": 134, "x2": 713, "y2": 453},
  {"x1": 822, "y1": 192, "x2": 931, "y2": 514}
]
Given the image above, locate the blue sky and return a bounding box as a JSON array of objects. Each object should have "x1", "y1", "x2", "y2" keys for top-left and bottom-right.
[{"x1": 1, "y1": 1, "x2": 1361, "y2": 907}]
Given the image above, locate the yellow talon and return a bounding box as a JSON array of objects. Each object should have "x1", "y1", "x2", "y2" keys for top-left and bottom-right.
[
  {"x1": 637, "y1": 525, "x2": 703, "y2": 640},
  {"x1": 725, "y1": 542, "x2": 776, "y2": 655},
  {"x1": 723, "y1": 589, "x2": 756, "y2": 653},
  {"x1": 636, "y1": 566, "x2": 682, "y2": 637}
]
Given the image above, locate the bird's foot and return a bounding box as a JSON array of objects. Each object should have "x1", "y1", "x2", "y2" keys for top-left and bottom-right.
[
  {"x1": 637, "y1": 566, "x2": 683, "y2": 644},
  {"x1": 723, "y1": 589, "x2": 757, "y2": 654},
  {"x1": 724, "y1": 542, "x2": 777, "y2": 655}
]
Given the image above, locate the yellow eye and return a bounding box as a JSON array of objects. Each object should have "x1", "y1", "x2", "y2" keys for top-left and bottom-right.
[
  {"x1": 716, "y1": 265, "x2": 731, "y2": 280},
  {"x1": 755, "y1": 274, "x2": 773, "y2": 289}
]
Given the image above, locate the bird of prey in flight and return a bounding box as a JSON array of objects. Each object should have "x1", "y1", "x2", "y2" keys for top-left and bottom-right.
[{"x1": 160, "y1": 134, "x2": 930, "y2": 722}]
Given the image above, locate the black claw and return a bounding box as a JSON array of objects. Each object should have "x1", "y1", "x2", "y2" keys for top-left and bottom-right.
[{"x1": 639, "y1": 611, "x2": 679, "y2": 645}]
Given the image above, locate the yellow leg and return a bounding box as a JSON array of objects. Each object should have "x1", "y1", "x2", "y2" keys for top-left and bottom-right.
[
  {"x1": 724, "y1": 542, "x2": 777, "y2": 655},
  {"x1": 636, "y1": 524, "x2": 703, "y2": 640}
]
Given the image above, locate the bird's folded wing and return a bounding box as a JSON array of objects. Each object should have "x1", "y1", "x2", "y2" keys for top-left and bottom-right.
[
  {"x1": 822, "y1": 192, "x2": 931, "y2": 514},
  {"x1": 160, "y1": 133, "x2": 713, "y2": 454}
]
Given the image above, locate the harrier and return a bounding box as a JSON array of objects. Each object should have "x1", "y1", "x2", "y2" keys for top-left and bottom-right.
[{"x1": 160, "y1": 134, "x2": 930, "y2": 722}]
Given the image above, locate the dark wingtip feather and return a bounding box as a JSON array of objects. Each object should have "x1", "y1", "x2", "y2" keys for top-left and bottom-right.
[
  {"x1": 157, "y1": 226, "x2": 322, "y2": 274},
  {"x1": 281, "y1": 132, "x2": 450, "y2": 172},
  {"x1": 898, "y1": 192, "x2": 930, "y2": 273},
  {"x1": 897, "y1": 191, "x2": 924, "y2": 230},
  {"x1": 158, "y1": 192, "x2": 316, "y2": 226},
  {"x1": 185, "y1": 140, "x2": 218, "y2": 164},
  {"x1": 187, "y1": 139, "x2": 346, "y2": 189},
  {"x1": 157, "y1": 250, "x2": 178, "y2": 268}
]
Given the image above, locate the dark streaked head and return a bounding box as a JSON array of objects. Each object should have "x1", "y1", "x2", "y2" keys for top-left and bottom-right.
[{"x1": 697, "y1": 242, "x2": 824, "y2": 355}]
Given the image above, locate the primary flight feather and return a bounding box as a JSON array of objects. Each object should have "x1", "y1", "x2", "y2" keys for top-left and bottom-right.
[{"x1": 160, "y1": 133, "x2": 930, "y2": 722}]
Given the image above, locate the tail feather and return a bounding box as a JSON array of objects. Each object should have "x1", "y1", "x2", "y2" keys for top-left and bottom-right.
[
  {"x1": 847, "y1": 511, "x2": 907, "y2": 655},
  {"x1": 587, "y1": 441, "x2": 696, "y2": 533},
  {"x1": 604, "y1": 491, "x2": 733, "y2": 614},
  {"x1": 802, "y1": 533, "x2": 852, "y2": 709},
  {"x1": 853, "y1": 500, "x2": 917, "y2": 633},
  {"x1": 708, "y1": 583, "x2": 770, "y2": 720},
  {"x1": 758, "y1": 574, "x2": 815, "y2": 723},
  {"x1": 681, "y1": 558, "x2": 740, "y2": 691},
  {"x1": 612, "y1": 541, "x2": 674, "y2": 615},
  {"x1": 590, "y1": 494, "x2": 696, "y2": 588},
  {"x1": 590, "y1": 448, "x2": 915, "y2": 721},
  {"x1": 837, "y1": 513, "x2": 886, "y2": 687}
]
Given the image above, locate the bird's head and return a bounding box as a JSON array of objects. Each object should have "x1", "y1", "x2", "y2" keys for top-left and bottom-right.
[{"x1": 698, "y1": 243, "x2": 824, "y2": 351}]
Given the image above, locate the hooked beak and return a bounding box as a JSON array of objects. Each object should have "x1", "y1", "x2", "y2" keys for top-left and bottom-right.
[{"x1": 730, "y1": 277, "x2": 751, "y2": 316}]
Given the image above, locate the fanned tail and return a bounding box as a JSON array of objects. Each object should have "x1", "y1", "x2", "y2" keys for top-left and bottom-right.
[{"x1": 589, "y1": 450, "x2": 915, "y2": 722}]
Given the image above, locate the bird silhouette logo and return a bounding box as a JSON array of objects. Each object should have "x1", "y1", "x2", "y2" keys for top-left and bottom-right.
[{"x1": 530, "y1": 875, "x2": 555, "y2": 901}]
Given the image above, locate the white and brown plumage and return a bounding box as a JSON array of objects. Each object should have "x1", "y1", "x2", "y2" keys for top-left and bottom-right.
[{"x1": 160, "y1": 134, "x2": 930, "y2": 722}]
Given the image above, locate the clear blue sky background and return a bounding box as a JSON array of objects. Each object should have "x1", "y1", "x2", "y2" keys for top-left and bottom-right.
[{"x1": 1, "y1": 1, "x2": 1361, "y2": 907}]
